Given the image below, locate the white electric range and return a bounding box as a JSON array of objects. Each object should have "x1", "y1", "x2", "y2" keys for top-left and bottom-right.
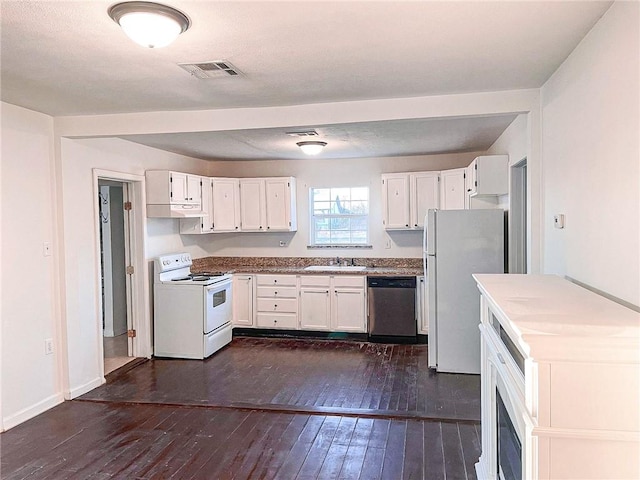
[{"x1": 153, "y1": 253, "x2": 233, "y2": 359}]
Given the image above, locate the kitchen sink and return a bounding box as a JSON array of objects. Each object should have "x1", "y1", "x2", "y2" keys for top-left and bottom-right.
[{"x1": 303, "y1": 265, "x2": 367, "y2": 272}]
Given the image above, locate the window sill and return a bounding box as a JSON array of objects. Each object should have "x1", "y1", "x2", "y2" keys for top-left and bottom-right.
[{"x1": 307, "y1": 244, "x2": 373, "y2": 249}]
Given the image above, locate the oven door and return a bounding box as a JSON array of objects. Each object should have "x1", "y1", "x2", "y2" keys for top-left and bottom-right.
[{"x1": 204, "y1": 279, "x2": 232, "y2": 334}]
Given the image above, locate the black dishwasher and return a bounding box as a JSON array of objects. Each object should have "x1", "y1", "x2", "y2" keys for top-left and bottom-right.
[{"x1": 367, "y1": 276, "x2": 417, "y2": 343}]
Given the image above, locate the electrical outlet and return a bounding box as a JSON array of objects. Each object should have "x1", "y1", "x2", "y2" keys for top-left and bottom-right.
[
  {"x1": 43, "y1": 242, "x2": 52, "y2": 257},
  {"x1": 44, "y1": 338, "x2": 54, "y2": 355}
]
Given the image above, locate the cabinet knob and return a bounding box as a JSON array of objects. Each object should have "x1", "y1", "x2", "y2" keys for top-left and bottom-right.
[
  {"x1": 235, "y1": 226, "x2": 238, "y2": 230},
  {"x1": 274, "y1": 280, "x2": 277, "y2": 284},
  {"x1": 267, "y1": 226, "x2": 271, "y2": 229},
  {"x1": 414, "y1": 224, "x2": 418, "y2": 227},
  {"x1": 405, "y1": 224, "x2": 409, "y2": 227},
  {"x1": 467, "y1": 189, "x2": 472, "y2": 192},
  {"x1": 260, "y1": 226, "x2": 263, "y2": 229},
  {"x1": 274, "y1": 305, "x2": 278, "y2": 309},
  {"x1": 274, "y1": 291, "x2": 278, "y2": 295}
]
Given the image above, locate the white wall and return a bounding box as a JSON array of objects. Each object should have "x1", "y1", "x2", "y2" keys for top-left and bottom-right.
[
  {"x1": 205, "y1": 152, "x2": 482, "y2": 258},
  {"x1": 488, "y1": 114, "x2": 528, "y2": 166},
  {"x1": 541, "y1": 1, "x2": 639, "y2": 307},
  {"x1": 59, "y1": 137, "x2": 212, "y2": 397},
  {"x1": 1, "y1": 103, "x2": 62, "y2": 429}
]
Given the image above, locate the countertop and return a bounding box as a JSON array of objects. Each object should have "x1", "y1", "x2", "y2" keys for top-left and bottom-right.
[
  {"x1": 192, "y1": 256, "x2": 423, "y2": 277},
  {"x1": 473, "y1": 274, "x2": 640, "y2": 362}
]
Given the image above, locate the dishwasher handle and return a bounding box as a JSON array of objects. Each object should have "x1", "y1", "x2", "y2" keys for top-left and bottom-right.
[{"x1": 367, "y1": 276, "x2": 416, "y2": 288}]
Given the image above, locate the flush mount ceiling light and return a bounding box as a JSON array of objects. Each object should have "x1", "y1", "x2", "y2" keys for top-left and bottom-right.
[
  {"x1": 297, "y1": 141, "x2": 327, "y2": 155},
  {"x1": 108, "y1": 1, "x2": 191, "y2": 48}
]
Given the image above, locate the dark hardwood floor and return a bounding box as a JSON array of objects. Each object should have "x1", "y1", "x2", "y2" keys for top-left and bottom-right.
[{"x1": 1, "y1": 337, "x2": 481, "y2": 479}]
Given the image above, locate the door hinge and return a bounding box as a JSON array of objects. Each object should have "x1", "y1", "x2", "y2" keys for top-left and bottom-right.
[
  {"x1": 124, "y1": 201, "x2": 132, "y2": 211},
  {"x1": 127, "y1": 329, "x2": 136, "y2": 338},
  {"x1": 126, "y1": 265, "x2": 134, "y2": 275},
  {"x1": 463, "y1": 173, "x2": 466, "y2": 179},
  {"x1": 475, "y1": 163, "x2": 478, "y2": 170}
]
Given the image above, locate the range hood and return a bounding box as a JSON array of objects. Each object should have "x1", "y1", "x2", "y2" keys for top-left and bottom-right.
[{"x1": 147, "y1": 203, "x2": 203, "y2": 218}]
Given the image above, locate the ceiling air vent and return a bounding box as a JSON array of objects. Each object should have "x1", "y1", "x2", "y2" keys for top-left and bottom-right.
[
  {"x1": 178, "y1": 61, "x2": 242, "y2": 79},
  {"x1": 285, "y1": 130, "x2": 319, "y2": 137}
]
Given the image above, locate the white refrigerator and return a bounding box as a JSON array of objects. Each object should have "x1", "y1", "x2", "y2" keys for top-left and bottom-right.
[{"x1": 424, "y1": 209, "x2": 504, "y2": 374}]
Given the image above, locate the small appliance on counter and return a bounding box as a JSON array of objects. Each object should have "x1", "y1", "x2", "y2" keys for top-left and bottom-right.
[
  {"x1": 153, "y1": 252, "x2": 233, "y2": 359},
  {"x1": 424, "y1": 209, "x2": 504, "y2": 374}
]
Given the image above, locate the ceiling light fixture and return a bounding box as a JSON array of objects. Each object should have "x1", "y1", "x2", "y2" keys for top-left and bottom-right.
[
  {"x1": 108, "y1": 1, "x2": 191, "y2": 48},
  {"x1": 297, "y1": 141, "x2": 327, "y2": 155}
]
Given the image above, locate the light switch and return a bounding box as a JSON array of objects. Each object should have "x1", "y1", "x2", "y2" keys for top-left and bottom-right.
[{"x1": 553, "y1": 214, "x2": 565, "y2": 229}]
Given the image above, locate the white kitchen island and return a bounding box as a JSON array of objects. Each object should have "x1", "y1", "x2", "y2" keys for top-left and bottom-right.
[{"x1": 473, "y1": 274, "x2": 640, "y2": 480}]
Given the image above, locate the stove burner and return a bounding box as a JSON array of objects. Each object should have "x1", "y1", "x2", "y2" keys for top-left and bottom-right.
[
  {"x1": 171, "y1": 276, "x2": 191, "y2": 282},
  {"x1": 191, "y1": 276, "x2": 210, "y2": 282},
  {"x1": 191, "y1": 272, "x2": 227, "y2": 277}
]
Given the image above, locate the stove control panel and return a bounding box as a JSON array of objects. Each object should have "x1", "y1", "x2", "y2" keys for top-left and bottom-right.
[{"x1": 156, "y1": 252, "x2": 193, "y2": 272}]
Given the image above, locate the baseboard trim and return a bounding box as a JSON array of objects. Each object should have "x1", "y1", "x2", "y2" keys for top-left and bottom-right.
[
  {"x1": 3, "y1": 392, "x2": 65, "y2": 431},
  {"x1": 67, "y1": 377, "x2": 105, "y2": 399}
]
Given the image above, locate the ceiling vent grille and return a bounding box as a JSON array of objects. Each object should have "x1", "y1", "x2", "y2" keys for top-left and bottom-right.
[
  {"x1": 285, "y1": 130, "x2": 319, "y2": 137},
  {"x1": 178, "y1": 61, "x2": 242, "y2": 79}
]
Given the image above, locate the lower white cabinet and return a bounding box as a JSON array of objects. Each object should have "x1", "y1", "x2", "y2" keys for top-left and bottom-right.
[
  {"x1": 299, "y1": 275, "x2": 366, "y2": 332},
  {"x1": 255, "y1": 274, "x2": 298, "y2": 329},
  {"x1": 232, "y1": 274, "x2": 254, "y2": 327}
]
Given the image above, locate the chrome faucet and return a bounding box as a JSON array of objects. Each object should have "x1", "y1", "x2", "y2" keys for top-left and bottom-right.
[{"x1": 336, "y1": 256, "x2": 341, "y2": 265}]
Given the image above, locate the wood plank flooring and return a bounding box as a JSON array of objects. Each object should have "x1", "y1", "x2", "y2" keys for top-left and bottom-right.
[
  {"x1": 1, "y1": 337, "x2": 481, "y2": 479},
  {"x1": 81, "y1": 337, "x2": 480, "y2": 422}
]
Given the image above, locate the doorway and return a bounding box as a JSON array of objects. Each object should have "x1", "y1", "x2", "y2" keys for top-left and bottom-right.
[
  {"x1": 510, "y1": 159, "x2": 528, "y2": 273},
  {"x1": 98, "y1": 180, "x2": 135, "y2": 374}
]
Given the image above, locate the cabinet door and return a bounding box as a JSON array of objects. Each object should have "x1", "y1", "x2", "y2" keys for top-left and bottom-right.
[
  {"x1": 212, "y1": 178, "x2": 240, "y2": 232},
  {"x1": 410, "y1": 172, "x2": 440, "y2": 228},
  {"x1": 265, "y1": 178, "x2": 292, "y2": 231},
  {"x1": 382, "y1": 174, "x2": 410, "y2": 229},
  {"x1": 332, "y1": 288, "x2": 366, "y2": 332},
  {"x1": 186, "y1": 175, "x2": 201, "y2": 203},
  {"x1": 170, "y1": 171, "x2": 188, "y2": 203},
  {"x1": 300, "y1": 288, "x2": 331, "y2": 330},
  {"x1": 240, "y1": 179, "x2": 265, "y2": 231},
  {"x1": 232, "y1": 275, "x2": 254, "y2": 327},
  {"x1": 201, "y1": 178, "x2": 213, "y2": 232},
  {"x1": 440, "y1": 168, "x2": 466, "y2": 210}
]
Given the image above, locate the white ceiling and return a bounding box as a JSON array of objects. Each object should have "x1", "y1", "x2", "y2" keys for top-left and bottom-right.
[{"x1": 0, "y1": 1, "x2": 611, "y2": 160}]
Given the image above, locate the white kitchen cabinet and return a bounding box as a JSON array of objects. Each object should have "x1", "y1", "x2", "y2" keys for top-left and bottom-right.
[
  {"x1": 332, "y1": 285, "x2": 366, "y2": 332},
  {"x1": 382, "y1": 172, "x2": 439, "y2": 230},
  {"x1": 255, "y1": 274, "x2": 298, "y2": 329},
  {"x1": 467, "y1": 155, "x2": 508, "y2": 197},
  {"x1": 299, "y1": 276, "x2": 332, "y2": 331},
  {"x1": 439, "y1": 168, "x2": 466, "y2": 210},
  {"x1": 416, "y1": 276, "x2": 428, "y2": 334},
  {"x1": 232, "y1": 274, "x2": 254, "y2": 327},
  {"x1": 239, "y1": 178, "x2": 266, "y2": 231},
  {"x1": 212, "y1": 177, "x2": 241, "y2": 232},
  {"x1": 180, "y1": 177, "x2": 214, "y2": 234},
  {"x1": 410, "y1": 172, "x2": 440, "y2": 228},
  {"x1": 239, "y1": 177, "x2": 297, "y2": 232},
  {"x1": 474, "y1": 274, "x2": 640, "y2": 480},
  {"x1": 146, "y1": 170, "x2": 203, "y2": 217},
  {"x1": 265, "y1": 177, "x2": 297, "y2": 231},
  {"x1": 381, "y1": 173, "x2": 410, "y2": 229},
  {"x1": 298, "y1": 275, "x2": 366, "y2": 332}
]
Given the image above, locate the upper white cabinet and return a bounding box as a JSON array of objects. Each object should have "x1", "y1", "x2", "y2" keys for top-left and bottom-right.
[
  {"x1": 240, "y1": 177, "x2": 297, "y2": 232},
  {"x1": 212, "y1": 177, "x2": 241, "y2": 232},
  {"x1": 265, "y1": 177, "x2": 297, "y2": 231},
  {"x1": 410, "y1": 172, "x2": 440, "y2": 228},
  {"x1": 439, "y1": 168, "x2": 466, "y2": 210},
  {"x1": 381, "y1": 173, "x2": 410, "y2": 229},
  {"x1": 467, "y1": 155, "x2": 509, "y2": 197},
  {"x1": 145, "y1": 170, "x2": 203, "y2": 218},
  {"x1": 382, "y1": 172, "x2": 439, "y2": 230},
  {"x1": 180, "y1": 177, "x2": 214, "y2": 234}
]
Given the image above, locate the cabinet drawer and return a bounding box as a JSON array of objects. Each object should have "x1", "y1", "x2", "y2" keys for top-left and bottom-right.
[
  {"x1": 332, "y1": 275, "x2": 365, "y2": 288},
  {"x1": 256, "y1": 286, "x2": 297, "y2": 298},
  {"x1": 256, "y1": 275, "x2": 297, "y2": 287},
  {"x1": 299, "y1": 275, "x2": 331, "y2": 287},
  {"x1": 256, "y1": 298, "x2": 298, "y2": 313},
  {"x1": 256, "y1": 313, "x2": 298, "y2": 329}
]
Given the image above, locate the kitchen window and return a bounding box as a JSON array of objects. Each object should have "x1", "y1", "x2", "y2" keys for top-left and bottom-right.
[{"x1": 309, "y1": 187, "x2": 369, "y2": 246}]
